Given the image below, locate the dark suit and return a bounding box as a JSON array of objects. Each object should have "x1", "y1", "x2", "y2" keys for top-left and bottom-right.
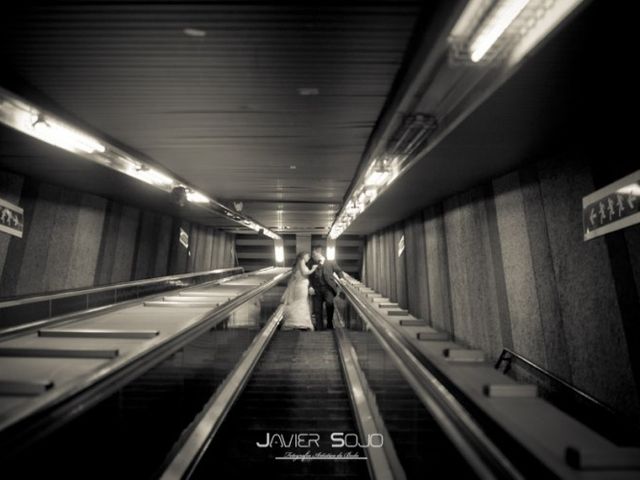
[{"x1": 307, "y1": 258, "x2": 344, "y2": 329}]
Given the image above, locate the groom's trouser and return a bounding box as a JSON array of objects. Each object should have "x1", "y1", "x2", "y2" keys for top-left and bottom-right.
[{"x1": 312, "y1": 287, "x2": 335, "y2": 330}]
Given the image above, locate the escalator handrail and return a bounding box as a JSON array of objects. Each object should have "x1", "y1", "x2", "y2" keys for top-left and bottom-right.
[
  {"x1": 0, "y1": 270, "x2": 290, "y2": 451},
  {"x1": 0, "y1": 267, "x2": 258, "y2": 340},
  {"x1": 0, "y1": 266, "x2": 247, "y2": 308},
  {"x1": 160, "y1": 304, "x2": 287, "y2": 480},
  {"x1": 337, "y1": 274, "x2": 525, "y2": 480},
  {"x1": 334, "y1": 313, "x2": 407, "y2": 480}
]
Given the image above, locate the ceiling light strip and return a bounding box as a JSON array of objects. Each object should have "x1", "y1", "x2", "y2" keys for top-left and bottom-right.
[
  {"x1": 329, "y1": 114, "x2": 436, "y2": 240},
  {"x1": 0, "y1": 87, "x2": 280, "y2": 240},
  {"x1": 330, "y1": 0, "x2": 584, "y2": 240}
]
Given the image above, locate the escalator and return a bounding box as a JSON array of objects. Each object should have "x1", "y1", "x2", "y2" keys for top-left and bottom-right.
[
  {"x1": 167, "y1": 299, "x2": 481, "y2": 480},
  {"x1": 0, "y1": 268, "x2": 289, "y2": 479},
  {"x1": 2, "y1": 268, "x2": 550, "y2": 480},
  {"x1": 4, "y1": 326, "x2": 260, "y2": 479},
  {"x1": 347, "y1": 330, "x2": 478, "y2": 479},
  {"x1": 190, "y1": 330, "x2": 369, "y2": 479}
]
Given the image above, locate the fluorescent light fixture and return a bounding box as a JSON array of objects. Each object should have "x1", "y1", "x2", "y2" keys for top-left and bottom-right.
[
  {"x1": 451, "y1": 0, "x2": 583, "y2": 66},
  {"x1": 1, "y1": 92, "x2": 106, "y2": 157},
  {"x1": 128, "y1": 166, "x2": 174, "y2": 186},
  {"x1": 14, "y1": 111, "x2": 106, "y2": 155},
  {"x1": 388, "y1": 163, "x2": 401, "y2": 185},
  {"x1": 326, "y1": 238, "x2": 337, "y2": 261},
  {"x1": 329, "y1": 223, "x2": 344, "y2": 240},
  {"x1": 346, "y1": 201, "x2": 360, "y2": 215},
  {"x1": 31, "y1": 117, "x2": 106, "y2": 154},
  {"x1": 469, "y1": 0, "x2": 530, "y2": 62},
  {"x1": 329, "y1": 0, "x2": 583, "y2": 241},
  {"x1": 387, "y1": 114, "x2": 438, "y2": 157},
  {"x1": 0, "y1": 87, "x2": 282, "y2": 241},
  {"x1": 244, "y1": 221, "x2": 262, "y2": 233},
  {"x1": 328, "y1": 161, "x2": 391, "y2": 239},
  {"x1": 141, "y1": 169, "x2": 173, "y2": 185},
  {"x1": 186, "y1": 191, "x2": 210, "y2": 203},
  {"x1": 275, "y1": 245, "x2": 285, "y2": 263},
  {"x1": 365, "y1": 168, "x2": 390, "y2": 186}
]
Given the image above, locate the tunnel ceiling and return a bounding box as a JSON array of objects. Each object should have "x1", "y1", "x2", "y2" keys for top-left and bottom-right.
[
  {"x1": 346, "y1": 0, "x2": 599, "y2": 235},
  {"x1": 0, "y1": 0, "x2": 423, "y2": 233}
]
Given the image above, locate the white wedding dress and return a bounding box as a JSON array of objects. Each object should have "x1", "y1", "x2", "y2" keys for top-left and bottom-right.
[{"x1": 281, "y1": 261, "x2": 314, "y2": 330}]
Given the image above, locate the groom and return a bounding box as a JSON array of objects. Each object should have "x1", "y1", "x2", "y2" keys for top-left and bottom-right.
[{"x1": 307, "y1": 246, "x2": 344, "y2": 330}]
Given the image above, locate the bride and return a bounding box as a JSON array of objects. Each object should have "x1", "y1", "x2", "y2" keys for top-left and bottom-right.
[{"x1": 281, "y1": 252, "x2": 318, "y2": 330}]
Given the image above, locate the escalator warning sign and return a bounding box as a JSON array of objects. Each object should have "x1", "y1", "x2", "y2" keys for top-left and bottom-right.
[
  {"x1": 179, "y1": 227, "x2": 190, "y2": 248},
  {"x1": 583, "y1": 170, "x2": 640, "y2": 241},
  {"x1": 0, "y1": 197, "x2": 24, "y2": 239}
]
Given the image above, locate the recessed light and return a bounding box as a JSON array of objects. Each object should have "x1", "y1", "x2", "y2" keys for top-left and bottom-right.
[
  {"x1": 184, "y1": 28, "x2": 206, "y2": 38},
  {"x1": 297, "y1": 87, "x2": 319, "y2": 96},
  {"x1": 290, "y1": 165, "x2": 297, "y2": 170}
]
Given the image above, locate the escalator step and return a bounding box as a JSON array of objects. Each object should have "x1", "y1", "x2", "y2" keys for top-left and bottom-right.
[{"x1": 191, "y1": 331, "x2": 369, "y2": 479}]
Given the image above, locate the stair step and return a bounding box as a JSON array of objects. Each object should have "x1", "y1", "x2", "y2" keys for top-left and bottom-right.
[
  {"x1": 240, "y1": 393, "x2": 349, "y2": 400},
  {"x1": 242, "y1": 386, "x2": 347, "y2": 393},
  {"x1": 238, "y1": 412, "x2": 354, "y2": 421},
  {"x1": 232, "y1": 421, "x2": 356, "y2": 430},
  {"x1": 235, "y1": 399, "x2": 352, "y2": 408},
  {"x1": 192, "y1": 330, "x2": 367, "y2": 478}
]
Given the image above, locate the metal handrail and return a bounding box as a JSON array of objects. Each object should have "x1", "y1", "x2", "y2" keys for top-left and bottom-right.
[
  {"x1": 337, "y1": 274, "x2": 525, "y2": 480},
  {"x1": 160, "y1": 304, "x2": 286, "y2": 480},
  {"x1": 495, "y1": 348, "x2": 618, "y2": 417},
  {"x1": 0, "y1": 268, "x2": 257, "y2": 340},
  {"x1": 333, "y1": 312, "x2": 407, "y2": 480},
  {"x1": 0, "y1": 267, "x2": 244, "y2": 308}
]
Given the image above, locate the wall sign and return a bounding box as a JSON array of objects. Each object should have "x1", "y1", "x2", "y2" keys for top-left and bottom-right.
[
  {"x1": 0, "y1": 197, "x2": 24, "y2": 238},
  {"x1": 583, "y1": 169, "x2": 640, "y2": 241},
  {"x1": 179, "y1": 227, "x2": 190, "y2": 248}
]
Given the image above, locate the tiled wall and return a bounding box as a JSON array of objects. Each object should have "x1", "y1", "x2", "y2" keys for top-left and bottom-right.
[
  {"x1": 362, "y1": 155, "x2": 640, "y2": 419},
  {"x1": 0, "y1": 170, "x2": 235, "y2": 297}
]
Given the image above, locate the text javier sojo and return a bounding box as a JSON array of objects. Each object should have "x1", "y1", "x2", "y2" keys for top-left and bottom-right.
[{"x1": 256, "y1": 432, "x2": 384, "y2": 461}]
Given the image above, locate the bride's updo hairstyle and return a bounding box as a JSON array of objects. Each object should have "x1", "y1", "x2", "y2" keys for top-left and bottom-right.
[{"x1": 292, "y1": 251, "x2": 309, "y2": 272}]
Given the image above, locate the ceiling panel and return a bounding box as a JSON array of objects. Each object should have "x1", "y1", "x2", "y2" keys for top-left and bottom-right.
[
  {"x1": 0, "y1": 1, "x2": 423, "y2": 232},
  {"x1": 0, "y1": 125, "x2": 241, "y2": 229},
  {"x1": 240, "y1": 200, "x2": 339, "y2": 232}
]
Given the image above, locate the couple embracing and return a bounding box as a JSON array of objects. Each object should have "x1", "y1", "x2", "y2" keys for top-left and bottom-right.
[{"x1": 281, "y1": 246, "x2": 344, "y2": 330}]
